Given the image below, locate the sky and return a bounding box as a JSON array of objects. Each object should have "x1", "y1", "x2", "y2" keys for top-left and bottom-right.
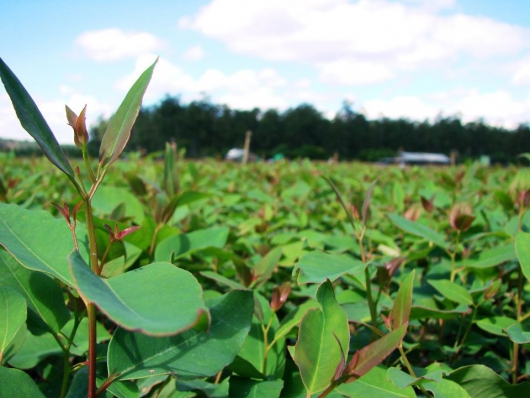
[{"x1": 2, "y1": 0, "x2": 530, "y2": 144}]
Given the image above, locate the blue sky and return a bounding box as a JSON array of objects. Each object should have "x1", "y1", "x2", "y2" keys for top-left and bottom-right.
[{"x1": 2, "y1": 0, "x2": 530, "y2": 144}]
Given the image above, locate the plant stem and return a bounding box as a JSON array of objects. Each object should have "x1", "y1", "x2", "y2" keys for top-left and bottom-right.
[
  {"x1": 398, "y1": 345, "x2": 431, "y2": 397},
  {"x1": 449, "y1": 232, "x2": 460, "y2": 283},
  {"x1": 358, "y1": 229, "x2": 378, "y2": 336},
  {"x1": 84, "y1": 196, "x2": 100, "y2": 398},
  {"x1": 261, "y1": 315, "x2": 274, "y2": 376}
]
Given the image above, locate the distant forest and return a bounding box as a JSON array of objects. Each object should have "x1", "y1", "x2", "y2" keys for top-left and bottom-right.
[{"x1": 87, "y1": 95, "x2": 530, "y2": 163}]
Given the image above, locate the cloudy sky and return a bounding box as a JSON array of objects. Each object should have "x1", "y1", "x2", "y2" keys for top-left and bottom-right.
[{"x1": 2, "y1": 0, "x2": 530, "y2": 144}]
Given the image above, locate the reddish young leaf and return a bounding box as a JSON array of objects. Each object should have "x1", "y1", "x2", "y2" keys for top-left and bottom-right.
[{"x1": 343, "y1": 323, "x2": 407, "y2": 383}]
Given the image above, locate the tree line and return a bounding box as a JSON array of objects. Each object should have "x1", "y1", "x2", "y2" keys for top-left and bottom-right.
[{"x1": 88, "y1": 95, "x2": 530, "y2": 163}]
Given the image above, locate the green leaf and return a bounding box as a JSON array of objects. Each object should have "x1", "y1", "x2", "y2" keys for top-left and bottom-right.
[
  {"x1": 447, "y1": 365, "x2": 530, "y2": 397},
  {"x1": 155, "y1": 226, "x2": 229, "y2": 262},
  {"x1": 163, "y1": 142, "x2": 179, "y2": 197},
  {"x1": 69, "y1": 253, "x2": 206, "y2": 336},
  {"x1": 465, "y1": 243, "x2": 516, "y2": 270},
  {"x1": 252, "y1": 246, "x2": 283, "y2": 287},
  {"x1": 0, "y1": 57, "x2": 74, "y2": 178},
  {"x1": 504, "y1": 323, "x2": 530, "y2": 344},
  {"x1": 0, "y1": 203, "x2": 87, "y2": 287},
  {"x1": 0, "y1": 285, "x2": 26, "y2": 361},
  {"x1": 428, "y1": 279, "x2": 473, "y2": 306},
  {"x1": 392, "y1": 270, "x2": 415, "y2": 330},
  {"x1": 100, "y1": 58, "x2": 158, "y2": 167},
  {"x1": 92, "y1": 185, "x2": 145, "y2": 223},
  {"x1": 387, "y1": 213, "x2": 449, "y2": 250},
  {"x1": 229, "y1": 377, "x2": 284, "y2": 398},
  {"x1": 0, "y1": 366, "x2": 46, "y2": 397},
  {"x1": 477, "y1": 316, "x2": 517, "y2": 337},
  {"x1": 387, "y1": 364, "x2": 449, "y2": 388},
  {"x1": 8, "y1": 330, "x2": 61, "y2": 369},
  {"x1": 1, "y1": 322, "x2": 26, "y2": 365},
  {"x1": 336, "y1": 365, "x2": 416, "y2": 398},
  {"x1": 294, "y1": 251, "x2": 366, "y2": 284},
  {"x1": 515, "y1": 231, "x2": 530, "y2": 282},
  {"x1": 0, "y1": 251, "x2": 70, "y2": 333},
  {"x1": 230, "y1": 293, "x2": 285, "y2": 379},
  {"x1": 274, "y1": 299, "x2": 319, "y2": 344},
  {"x1": 294, "y1": 280, "x2": 349, "y2": 395},
  {"x1": 201, "y1": 270, "x2": 246, "y2": 290},
  {"x1": 107, "y1": 290, "x2": 253, "y2": 380},
  {"x1": 345, "y1": 323, "x2": 407, "y2": 381},
  {"x1": 476, "y1": 317, "x2": 517, "y2": 337},
  {"x1": 410, "y1": 303, "x2": 469, "y2": 320},
  {"x1": 423, "y1": 379, "x2": 472, "y2": 398}
]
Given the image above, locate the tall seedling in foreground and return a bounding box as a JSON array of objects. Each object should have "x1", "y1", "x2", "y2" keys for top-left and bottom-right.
[{"x1": 0, "y1": 58, "x2": 235, "y2": 398}]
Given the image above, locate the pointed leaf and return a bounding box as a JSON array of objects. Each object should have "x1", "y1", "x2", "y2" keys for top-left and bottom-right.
[
  {"x1": 428, "y1": 279, "x2": 473, "y2": 306},
  {"x1": 155, "y1": 226, "x2": 229, "y2": 262},
  {"x1": 294, "y1": 280, "x2": 349, "y2": 395},
  {"x1": 0, "y1": 57, "x2": 74, "y2": 177},
  {"x1": 0, "y1": 285, "x2": 26, "y2": 360},
  {"x1": 253, "y1": 246, "x2": 283, "y2": 287},
  {"x1": 505, "y1": 323, "x2": 530, "y2": 344},
  {"x1": 476, "y1": 316, "x2": 517, "y2": 337},
  {"x1": 229, "y1": 377, "x2": 284, "y2": 398},
  {"x1": 465, "y1": 243, "x2": 516, "y2": 270},
  {"x1": 515, "y1": 231, "x2": 530, "y2": 283},
  {"x1": 447, "y1": 365, "x2": 530, "y2": 397},
  {"x1": 362, "y1": 179, "x2": 377, "y2": 226},
  {"x1": 0, "y1": 252, "x2": 69, "y2": 333},
  {"x1": 69, "y1": 252, "x2": 206, "y2": 336},
  {"x1": 392, "y1": 271, "x2": 415, "y2": 330},
  {"x1": 387, "y1": 213, "x2": 449, "y2": 250},
  {"x1": 423, "y1": 379, "x2": 472, "y2": 398},
  {"x1": 0, "y1": 203, "x2": 87, "y2": 287},
  {"x1": 345, "y1": 323, "x2": 407, "y2": 382},
  {"x1": 0, "y1": 367, "x2": 46, "y2": 398},
  {"x1": 336, "y1": 366, "x2": 416, "y2": 398},
  {"x1": 100, "y1": 58, "x2": 158, "y2": 166},
  {"x1": 294, "y1": 251, "x2": 366, "y2": 284},
  {"x1": 229, "y1": 293, "x2": 285, "y2": 379},
  {"x1": 107, "y1": 290, "x2": 253, "y2": 380}
]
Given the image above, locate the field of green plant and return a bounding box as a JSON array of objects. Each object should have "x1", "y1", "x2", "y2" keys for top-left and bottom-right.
[
  {"x1": 2, "y1": 151, "x2": 530, "y2": 397},
  {"x1": 2, "y1": 57, "x2": 530, "y2": 398}
]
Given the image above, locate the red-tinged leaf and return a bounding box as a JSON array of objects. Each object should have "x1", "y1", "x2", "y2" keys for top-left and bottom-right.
[
  {"x1": 65, "y1": 105, "x2": 77, "y2": 128},
  {"x1": 99, "y1": 58, "x2": 158, "y2": 167},
  {"x1": 392, "y1": 271, "x2": 415, "y2": 330},
  {"x1": 51, "y1": 202, "x2": 70, "y2": 224},
  {"x1": 270, "y1": 282, "x2": 291, "y2": 312},
  {"x1": 332, "y1": 332, "x2": 347, "y2": 382},
  {"x1": 116, "y1": 225, "x2": 141, "y2": 240},
  {"x1": 449, "y1": 203, "x2": 475, "y2": 232},
  {"x1": 74, "y1": 105, "x2": 88, "y2": 147},
  {"x1": 344, "y1": 323, "x2": 407, "y2": 382},
  {"x1": 0, "y1": 57, "x2": 74, "y2": 178},
  {"x1": 72, "y1": 201, "x2": 83, "y2": 223},
  {"x1": 421, "y1": 195, "x2": 435, "y2": 213},
  {"x1": 362, "y1": 179, "x2": 377, "y2": 226}
]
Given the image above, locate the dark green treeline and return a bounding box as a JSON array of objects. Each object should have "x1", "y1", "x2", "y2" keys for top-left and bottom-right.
[{"x1": 89, "y1": 96, "x2": 530, "y2": 162}]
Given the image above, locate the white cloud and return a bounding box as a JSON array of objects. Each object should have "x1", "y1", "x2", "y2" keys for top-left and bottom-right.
[
  {"x1": 183, "y1": 45, "x2": 205, "y2": 60},
  {"x1": 512, "y1": 57, "x2": 530, "y2": 85},
  {"x1": 450, "y1": 90, "x2": 527, "y2": 126},
  {"x1": 76, "y1": 28, "x2": 165, "y2": 61},
  {"x1": 363, "y1": 95, "x2": 439, "y2": 121},
  {"x1": 361, "y1": 90, "x2": 530, "y2": 128},
  {"x1": 116, "y1": 55, "x2": 288, "y2": 109},
  {"x1": 180, "y1": 0, "x2": 529, "y2": 85},
  {"x1": 319, "y1": 60, "x2": 395, "y2": 85}
]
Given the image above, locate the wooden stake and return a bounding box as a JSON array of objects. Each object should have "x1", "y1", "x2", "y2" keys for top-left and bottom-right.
[{"x1": 243, "y1": 130, "x2": 252, "y2": 164}]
